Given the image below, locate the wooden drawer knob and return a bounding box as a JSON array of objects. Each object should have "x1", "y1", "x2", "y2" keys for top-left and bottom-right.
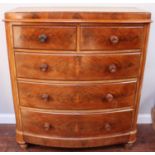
[
  {"x1": 104, "y1": 123, "x2": 111, "y2": 131},
  {"x1": 105, "y1": 93, "x2": 114, "y2": 102},
  {"x1": 108, "y1": 64, "x2": 117, "y2": 73},
  {"x1": 110, "y1": 35, "x2": 119, "y2": 44},
  {"x1": 41, "y1": 94, "x2": 49, "y2": 102},
  {"x1": 43, "y1": 122, "x2": 51, "y2": 131},
  {"x1": 38, "y1": 34, "x2": 48, "y2": 43},
  {"x1": 40, "y1": 63, "x2": 48, "y2": 72}
]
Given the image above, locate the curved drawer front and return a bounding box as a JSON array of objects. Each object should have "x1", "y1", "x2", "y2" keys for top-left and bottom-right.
[
  {"x1": 18, "y1": 81, "x2": 136, "y2": 110},
  {"x1": 21, "y1": 109, "x2": 133, "y2": 138},
  {"x1": 15, "y1": 53, "x2": 140, "y2": 80},
  {"x1": 80, "y1": 26, "x2": 143, "y2": 51},
  {"x1": 13, "y1": 25, "x2": 77, "y2": 50}
]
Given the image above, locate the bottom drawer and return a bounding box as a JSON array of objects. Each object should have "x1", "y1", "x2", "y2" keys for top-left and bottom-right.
[{"x1": 21, "y1": 109, "x2": 133, "y2": 138}]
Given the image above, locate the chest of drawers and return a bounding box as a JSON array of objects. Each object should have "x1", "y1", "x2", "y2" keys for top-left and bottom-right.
[{"x1": 5, "y1": 7, "x2": 151, "y2": 148}]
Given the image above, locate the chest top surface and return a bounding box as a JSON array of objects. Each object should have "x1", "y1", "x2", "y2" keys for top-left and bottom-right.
[{"x1": 5, "y1": 7, "x2": 151, "y2": 23}]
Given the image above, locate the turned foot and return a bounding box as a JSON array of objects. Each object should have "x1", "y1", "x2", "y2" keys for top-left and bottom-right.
[
  {"x1": 19, "y1": 143, "x2": 28, "y2": 149},
  {"x1": 124, "y1": 142, "x2": 134, "y2": 149}
]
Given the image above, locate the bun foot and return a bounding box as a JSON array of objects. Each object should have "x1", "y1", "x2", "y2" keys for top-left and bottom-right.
[
  {"x1": 19, "y1": 143, "x2": 28, "y2": 149},
  {"x1": 124, "y1": 142, "x2": 134, "y2": 149}
]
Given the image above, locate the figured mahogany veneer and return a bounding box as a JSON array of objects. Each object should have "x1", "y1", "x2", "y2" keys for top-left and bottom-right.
[
  {"x1": 15, "y1": 53, "x2": 140, "y2": 80},
  {"x1": 21, "y1": 109, "x2": 133, "y2": 138},
  {"x1": 13, "y1": 25, "x2": 77, "y2": 50},
  {"x1": 5, "y1": 7, "x2": 151, "y2": 149},
  {"x1": 80, "y1": 26, "x2": 143, "y2": 51},
  {"x1": 18, "y1": 81, "x2": 136, "y2": 110}
]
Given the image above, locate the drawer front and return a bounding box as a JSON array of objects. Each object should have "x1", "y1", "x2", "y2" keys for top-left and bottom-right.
[
  {"x1": 13, "y1": 25, "x2": 77, "y2": 50},
  {"x1": 15, "y1": 53, "x2": 140, "y2": 80},
  {"x1": 21, "y1": 109, "x2": 133, "y2": 138},
  {"x1": 80, "y1": 26, "x2": 143, "y2": 51},
  {"x1": 18, "y1": 81, "x2": 136, "y2": 110}
]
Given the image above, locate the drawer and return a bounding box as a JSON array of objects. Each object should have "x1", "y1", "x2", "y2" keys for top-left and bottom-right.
[
  {"x1": 80, "y1": 26, "x2": 143, "y2": 51},
  {"x1": 13, "y1": 25, "x2": 77, "y2": 50},
  {"x1": 15, "y1": 53, "x2": 140, "y2": 80},
  {"x1": 21, "y1": 109, "x2": 133, "y2": 138},
  {"x1": 18, "y1": 81, "x2": 136, "y2": 110}
]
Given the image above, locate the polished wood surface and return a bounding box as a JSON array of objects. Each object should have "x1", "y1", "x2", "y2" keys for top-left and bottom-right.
[
  {"x1": 151, "y1": 106, "x2": 155, "y2": 130},
  {"x1": 13, "y1": 25, "x2": 77, "y2": 50},
  {"x1": 15, "y1": 52, "x2": 140, "y2": 80},
  {"x1": 4, "y1": 7, "x2": 151, "y2": 23},
  {"x1": 22, "y1": 109, "x2": 132, "y2": 138},
  {"x1": 0, "y1": 124, "x2": 155, "y2": 151},
  {"x1": 5, "y1": 7, "x2": 151, "y2": 149},
  {"x1": 80, "y1": 26, "x2": 143, "y2": 51},
  {"x1": 21, "y1": 108, "x2": 134, "y2": 148},
  {"x1": 18, "y1": 81, "x2": 136, "y2": 110}
]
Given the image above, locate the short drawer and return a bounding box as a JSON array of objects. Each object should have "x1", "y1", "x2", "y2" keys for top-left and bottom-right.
[
  {"x1": 13, "y1": 25, "x2": 77, "y2": 50},
  {"x1": 80, "y1": 26, "x2": 143, "y2": 51},
  {"x1": 18, "y1": 81, "x2": 136, "y2": 110},
  {"x1": 21, "y1": 109, "x2": 133, "y2": 138},
  {"x1": 15, "y1": 53, "x2": 140, "y2": 80}
]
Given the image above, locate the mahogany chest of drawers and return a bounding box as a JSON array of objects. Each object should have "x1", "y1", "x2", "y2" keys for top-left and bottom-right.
[{"x1": 5, "y1": 7, "x2": 151, "y2": 148}]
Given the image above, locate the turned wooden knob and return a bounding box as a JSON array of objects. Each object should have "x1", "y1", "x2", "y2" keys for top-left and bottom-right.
[
  {"x1": 110, "y1": 35, "x2": 119, "y2": 44},
  {"x1": 108, "y1": 64, "x2": 117, "y2": 73},
  {"x1": 40, "y1": 63, "x2": 48, "y2": 72},
  {"x1": 105, "y1": 93, "x2": 114, "y2": 102},
  {"x1": 41, "y1": 94, "x2": 49, "y2": 102},
  {"x1": 104, "y1": 123, "x2": 111, "y2": 131},
  {"x1": 43, "y1": 122, "x2": 51, "y2": 131},
  {"x1": 38, "y1": 34, "x2": 48, "y2": 43}
]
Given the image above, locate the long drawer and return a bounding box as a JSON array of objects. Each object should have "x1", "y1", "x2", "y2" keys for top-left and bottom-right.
[
  {"x1": 15, "y1": 53, "x2": 140, "y2": 81},
  {"x1": 21, "y1": 109, "x2": 133, "y2": 138},
  {"x1": 80, "y1": 26, "x2": 143, "y2": 51},
  {"x1": 18, "y1": 81, "x2": 136, "y2": 110},
  {"x1": 13, "y1": 25, "x2": 77, "y2": 50}
]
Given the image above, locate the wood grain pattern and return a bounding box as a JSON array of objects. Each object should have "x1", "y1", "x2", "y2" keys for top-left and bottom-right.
[
  {"x1": 5, "y1": 22, "x2": 26, "y2": 146},
  {"x1": 15, "y1": 52, "x2": 141, "y2": 80},
  {"x1": 131, "y1": 24, "x2": 151, "y2": 134},
  {"x1": 13, "y1": 25, "x2": 77, "y2": 50},
  {"x1": 21, "y1": 108, "x2": 133, "y2": 140},
  {"x1": 4, "y1": 8, "x2": 151, "y2": 23},
  {"x1": 0, "y1": 124, "x2": 154, "y2": 151},
  {"x1": 80, "y1": 26, "x2": 143, "y2": 51},
  {"x1": 18, "y1": 81, "x2": 136, "y2": 110},
  {"x1": 5, "y1": 7, "x2": 151, "y2": 149}
]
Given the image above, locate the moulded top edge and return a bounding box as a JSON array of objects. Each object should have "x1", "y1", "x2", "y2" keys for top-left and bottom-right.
[{"x1": 4, "y1": 7, "x2": 151, "y2": 23}]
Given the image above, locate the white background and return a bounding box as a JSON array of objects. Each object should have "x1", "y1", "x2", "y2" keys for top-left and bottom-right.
[{"x1": 0, "y1": 2, "x2": 155, "y2": 123}]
